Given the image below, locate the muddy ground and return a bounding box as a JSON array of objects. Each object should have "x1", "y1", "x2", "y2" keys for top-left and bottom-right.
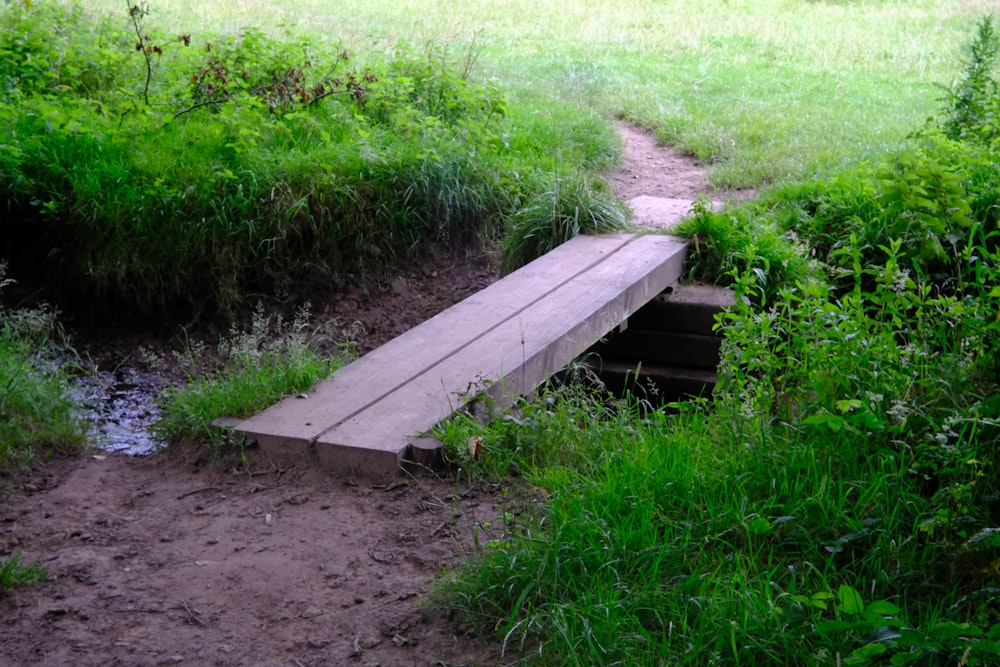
[{"x1": 1, "y1": 124, "x2": 741, "y2": 667}]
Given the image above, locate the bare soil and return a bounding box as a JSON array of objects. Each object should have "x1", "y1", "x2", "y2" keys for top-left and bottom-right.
[{"x1": 0, "y1": 124, "x2": 727, "y2": 667}]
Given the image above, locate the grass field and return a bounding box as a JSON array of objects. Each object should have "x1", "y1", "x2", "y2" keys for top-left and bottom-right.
[{"x1": 79, "y1": 0, "x2": 992, "y2": 187}]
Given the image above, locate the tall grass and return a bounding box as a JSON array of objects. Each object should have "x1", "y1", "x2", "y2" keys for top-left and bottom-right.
[
  {"x1": 0, "y1": 1, "x2": 627, "y2": 317},
  {"x1": 154, "y1": 303, "x2": 350, "y2": 447}
]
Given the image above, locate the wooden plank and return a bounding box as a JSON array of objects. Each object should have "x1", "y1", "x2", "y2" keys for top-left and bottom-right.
[
  {"x1": 312, "y1": 235, "x2": 687, "y2": 474},
  {"x1": 236, "y1": 233, "x2": 639, "y2": 450}
]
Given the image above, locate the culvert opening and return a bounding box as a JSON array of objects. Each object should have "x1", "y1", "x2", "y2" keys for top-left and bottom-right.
[{"x1": 568, "y1": 284, "x2": 734, "y2": 407}]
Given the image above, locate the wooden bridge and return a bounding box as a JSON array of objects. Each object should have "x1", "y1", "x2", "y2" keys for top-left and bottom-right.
[{"x1": 233, "y1": 232, "x2": 689, "y2": 478}]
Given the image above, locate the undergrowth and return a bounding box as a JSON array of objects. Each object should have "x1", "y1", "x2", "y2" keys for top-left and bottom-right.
[
  {"x1": 434, "y1": 16, "x2": 1000, "y2": 666},
  {"x1": 0, "y1": 264, "x2": 88, "y2": 471},
  {"x1": 0, "y1": 0, "x2": 623, "y2": 320}
]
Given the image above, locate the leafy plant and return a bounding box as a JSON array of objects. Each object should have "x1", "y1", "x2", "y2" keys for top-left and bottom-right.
[
  {"x1": 803, "y1": 585, "x2": 1000, "y2": 666},
  {"x1": 942, "y1": 15, "x2": 1000, "y2": 144}
]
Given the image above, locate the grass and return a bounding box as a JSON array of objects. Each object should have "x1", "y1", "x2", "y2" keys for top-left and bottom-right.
[
  {"x1": 154, "y1": 303, "x2": 351, "y2": 448},
  {"x1": 435, "y1": 253, "x2": 1000, "y2": 664},
  {"x1": 2, "y1": 0, "x2": 1000, "y2": 660},
  {"x1": 1, "y1": 1, "x2": 628, "y2": 317},
  {"x1": 427, "y1": 18, "x2": 1000, "y2": 664},
  {"x1": 0, "y1": 552, "x2": 47, "y2": 595},
  {"x1": 77, "y1": 0, "x2": 985, "y2": 187},
  {"x1": 0, "y1": 267, "x2": 89, "y2": 471}
]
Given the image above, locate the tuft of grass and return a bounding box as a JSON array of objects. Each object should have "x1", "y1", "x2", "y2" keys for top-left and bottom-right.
[
  {"x1": 500, "y1": 174, "x2": 629, "y2": 274},
  {"x1": 0, "y1": 552, "x2": 47, "y2": 595},
  {"x1": 154, "y1": 303, "x2": 351, "y2": 447},
  {"x1": 0, "y1": 265, "x2": 89, "y2": 471}
]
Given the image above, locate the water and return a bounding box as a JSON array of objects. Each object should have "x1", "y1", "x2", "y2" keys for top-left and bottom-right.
[{"x1": 71, "y1": 363, "x2": 167, "y2": 455}]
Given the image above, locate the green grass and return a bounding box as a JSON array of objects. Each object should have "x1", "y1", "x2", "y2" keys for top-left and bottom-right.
[
  {"x1": 77, "y1": 0, "x2": 984, "y2": 187},
  {"x1": 154, "y1": 304, "x2": 350, "y2": 447},
  {"x1": 1, "y1": 1, "x2": 629, "y2": 316},
  {"x1": 0, "y1": 552, "x2": 47, "y2": 595},
  {"x1": 3, "y1": 2, "x2": 1000, "y2": 662},
  {"x1": 436, "y1": 261, "x2": 1000, "y2": 663},
  {"x1": 0, "y1": 269, "x2": 89, "y2": 471},
  {"x1": 429, "y1": 20, "x2": 1000, "y2": 662},
  {"x1": 4, "y1": 0, "x2": 986, "y2": 315}
]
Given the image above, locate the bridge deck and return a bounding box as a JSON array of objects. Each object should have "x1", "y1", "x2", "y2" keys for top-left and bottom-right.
[{"x1": 233, "y1": 233, "x2": 687, "y2": 478}]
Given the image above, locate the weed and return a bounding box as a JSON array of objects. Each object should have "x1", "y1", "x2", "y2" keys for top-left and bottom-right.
[
  {"x1": 0, "y1": 552, "x2": 46, "y2": 595},
  {"x1": 942, "y1": 14, "x2": 1000, "y2": 144}
]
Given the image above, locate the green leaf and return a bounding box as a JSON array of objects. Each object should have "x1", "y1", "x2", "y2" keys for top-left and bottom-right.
[
  {"x1": 838, "y1": 585, "x2": 865, "y2": 615},
  {"x1": 971, "y1": 639, "x2": 1000, "y2": 656},
  {"x1": 815, "y1": 620, "x2": 858, "y2": 634},
  {"x1": 836, "y1": 399, "x2": 863, "y2": 413},
  {"x1": 803, "y1": 413, "x2": 844, "y2": 431},
  {"x1": 965, "y1": 527, "x2": 1000, "y2": 550},
  {"x1": 865, "y1": 600, "x2": 901, "y2": 616},
  {"x1": 745, "y1": 516, "x2": 772, "y2": 536},
  {"x1": 929, "y1": 621, "x2": 980, "y2": 640},
  {"x1": 851, "y1": 642, "x2": 888, "y2": 660}
]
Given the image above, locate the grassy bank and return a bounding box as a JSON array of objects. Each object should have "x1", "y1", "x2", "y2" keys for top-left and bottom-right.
[
  {"x1": 2, "y1": 0, "x2": 983, "y2": 316},
  {"x1": 1, "y1": 0, "x2": 626, "y2": 319},
  {"x1": 0, "y1": 268, "x2": 88, "y2": 471}
]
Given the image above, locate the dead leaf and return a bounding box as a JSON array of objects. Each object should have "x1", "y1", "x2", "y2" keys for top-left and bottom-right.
[{"x1": 467, "y1": 436, "x2": 484, "y2": 461}]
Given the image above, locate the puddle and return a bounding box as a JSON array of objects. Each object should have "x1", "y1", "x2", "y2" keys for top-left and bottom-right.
[{"x1": 71, "y1": 364, "x2": 167, "y2": 455}]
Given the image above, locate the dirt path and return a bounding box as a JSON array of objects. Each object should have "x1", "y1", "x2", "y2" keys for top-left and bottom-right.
[{"x1": 1, "y1": 124, "x2": 724, "y2": 667}]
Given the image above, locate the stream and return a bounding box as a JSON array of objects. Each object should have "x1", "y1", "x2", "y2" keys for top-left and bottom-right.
[{"x1": 71, "y1": 362, "x2": 167, "y2": 455}]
